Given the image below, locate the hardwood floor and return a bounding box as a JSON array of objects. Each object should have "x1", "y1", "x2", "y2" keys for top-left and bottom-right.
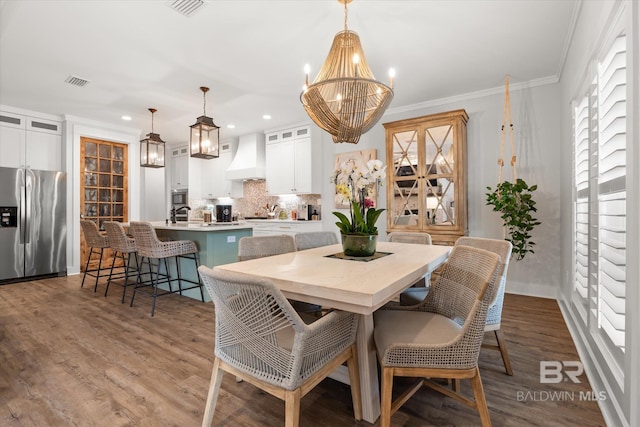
[{"x1": 1, "y1": 275, "x2": 605, "y2": 426}]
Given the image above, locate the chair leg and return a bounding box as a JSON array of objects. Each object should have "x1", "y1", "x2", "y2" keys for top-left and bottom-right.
[
  {"x1": 164, "y1": 258, "x2": 173, "y2": 292},
  {"x1": 93, "y1": 248, "x2": 104, "y2": 292},
  {"x1": 81, "y1": 247, "x2": 94, "y2": 288},
  {"x1": 151, "y1": 258, "x2": 162, "y2": 317},
  {"x1": 495, "y1": 330, "x2": 513, "y2": 375},
  {"x1": 130, "y1": 256, "x2": 144, "y2": 307},
  {"x1": 175, "y1": 256, "x2": 183, "y2": 295},
  {"x1": 105, "y1": 251, "x2": 120, "y2": 297},
  {"x1": 380, "y1": 367, "x2": 394, "y2": 427},
  {"x1": 192, "y1": 253, "x2": 205, "y2": 302},
  {"x1": 284, "y1": 388, "x2": 301, "y2": 427},
  {"x1": 201, "y1": 358, "x2": 224, "y2": 427},
  {"x1": 470, "y1": 367, "x2": 492, "y2": 427}
]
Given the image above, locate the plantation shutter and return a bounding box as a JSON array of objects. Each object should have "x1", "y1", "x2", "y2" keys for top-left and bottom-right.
[
  {"x1": 596, "y1": 34, "x2": 626, "y2": 353},
  {"x1": 573, "y1": 95, "x2": 589, "y2": 323}
]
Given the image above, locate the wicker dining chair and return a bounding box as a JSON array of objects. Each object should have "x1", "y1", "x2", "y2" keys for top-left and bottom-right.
[
  {"x1": 237, "y1": 235, "x2": 296, "y2": 261},
  {"x1": 198, "y1": 266, "x2": 362, "y2": 427},
  {"x1": 238, "y1": 235, "x2": 321, "y2": 316},
  {"x1": 128, "y1": 221, "x2": 205, "y2": 316},
  {"x1": 294, "y1": 231, "x2": 339, "y2": 251},
  {"x1": 400, "y1": 236, "x2": 514, "y2": 375},
  {"x1": 103, "y1": 221, "x2": 139, "y2": 303},
  {"x1": 374, "y1": 245, "x2": 501, "y2": 427},
  {"x1": 388, "y1": 231, "x2": 432, "y2": 290},
  {"x1": 80, "y1": 219, "x2": 111, "y2": 292}
]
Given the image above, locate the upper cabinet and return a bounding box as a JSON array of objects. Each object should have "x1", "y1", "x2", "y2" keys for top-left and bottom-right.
[
  {"x1": 0, "y1": 110, "x2": 62, "y2": 171},
  {"x1": 170, "y1": 145, "x2": 189, "y2": 189},
  {"x1": 384, "y1": 109, "x2": 468, "y2": 245},
  {"x1": 201, "y1": 140, "x2": 243, "y2": 199},
  {"x1": 265, "y1": 125, "x2": 318, "y2": 195}
]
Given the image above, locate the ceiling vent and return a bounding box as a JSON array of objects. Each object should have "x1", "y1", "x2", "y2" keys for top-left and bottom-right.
[
  {"x1": 64, "y1": 75, "x2": 90, "y2": 87},
  {"x1": 167, "y1": 0, "x2": 206, "y2": 17}
]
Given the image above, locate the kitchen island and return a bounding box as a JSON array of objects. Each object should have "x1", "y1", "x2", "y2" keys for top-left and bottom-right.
[{"x1": 146, "y1": 221, "x2": 253, "y2": 301}]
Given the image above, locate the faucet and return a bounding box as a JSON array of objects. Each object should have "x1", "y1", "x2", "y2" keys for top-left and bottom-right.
[{"x1": 170, "y1": 205, "x2": 191, "y2": 224}]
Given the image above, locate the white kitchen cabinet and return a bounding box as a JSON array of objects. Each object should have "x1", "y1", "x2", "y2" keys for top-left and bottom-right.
[
  {"x1": 170, "y1": 145, "x2": 189, "y2": 189},
  {"x1": 265, "y1": 126, "x2": 316, "y2": 195},
  {"x1": 201, "y1": 141, "x2": 243, "y2": 199},
  {"x1": 246, "y1": 219, "x2": 323, "y2": 237},
  {"x1": 0, "y1": 110, "x2": 62, "y2": 171}
]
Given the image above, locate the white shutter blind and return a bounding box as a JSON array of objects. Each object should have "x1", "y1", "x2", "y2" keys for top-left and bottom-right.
[
  {"x1": 573, "y1": 96, "x2": 590, "y2": 322},
  {"x1": 597, "y1": 34, "x2": 626, "y2": 353}
]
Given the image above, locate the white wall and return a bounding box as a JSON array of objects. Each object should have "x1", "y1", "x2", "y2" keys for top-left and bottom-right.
[{"x1": 320, "y1": 81, "x2": 563, "y2": 298}]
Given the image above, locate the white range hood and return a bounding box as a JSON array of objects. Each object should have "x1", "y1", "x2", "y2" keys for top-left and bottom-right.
[{"x1": 226, "y1": 133, "x2": 266, "y2": 181}]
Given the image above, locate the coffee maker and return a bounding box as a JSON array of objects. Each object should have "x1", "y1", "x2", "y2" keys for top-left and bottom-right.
[{"x1": 215, "y1": 204, "x2": 232, "y2": 222}]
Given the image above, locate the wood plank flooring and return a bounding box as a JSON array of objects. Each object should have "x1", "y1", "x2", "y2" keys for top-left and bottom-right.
[{"x1": 0, "y1": 275, "x2": 605, "y2": 426}]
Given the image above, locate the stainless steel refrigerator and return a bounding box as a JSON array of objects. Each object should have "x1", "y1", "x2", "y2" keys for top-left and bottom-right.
[{"x1": 0, "y1": 167, "x2": 67, "y2": 283}]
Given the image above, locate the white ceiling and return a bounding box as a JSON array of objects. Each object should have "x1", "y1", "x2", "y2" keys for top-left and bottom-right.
[{"x1": 0, "y1": 0, "x2": 578, "y2": 145}]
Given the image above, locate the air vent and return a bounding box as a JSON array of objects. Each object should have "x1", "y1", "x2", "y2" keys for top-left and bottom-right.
[
  {"x1": 167, "y1": 0, "x2": 206, "y2": 17},
  {"x1": 64, "y1": 75, "x2": 90, "y2": 87}
]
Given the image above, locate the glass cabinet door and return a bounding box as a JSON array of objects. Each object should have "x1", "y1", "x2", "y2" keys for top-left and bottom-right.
[{"x1": 385, "y1": 110, "x2": 468, "y2": 245}]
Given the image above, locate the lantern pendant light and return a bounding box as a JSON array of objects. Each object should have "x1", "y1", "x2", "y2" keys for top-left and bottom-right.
[
  {"x1": 190, "y1": 86, "x2": 220, "y2": 159},
  {"x1": 140, "y1": 108, "x2": 165, "y2": 168},
  {"x1": 300, "y1": 0, "x2": 395, "y2": 144}
]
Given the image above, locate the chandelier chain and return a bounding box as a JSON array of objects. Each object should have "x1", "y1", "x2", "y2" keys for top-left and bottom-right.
[{"x1": 343, "y1": 0, "x2": 348, "y2": 32}]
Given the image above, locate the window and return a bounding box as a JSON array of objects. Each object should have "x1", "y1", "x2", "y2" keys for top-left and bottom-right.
[{"x1": 571, "y1": 33, "x2": 627, "y2": 379}]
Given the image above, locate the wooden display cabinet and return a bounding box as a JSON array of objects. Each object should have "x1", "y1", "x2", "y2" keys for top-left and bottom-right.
[{"x1": 384, "y1": 109, "x2": 468, "y2": 245}]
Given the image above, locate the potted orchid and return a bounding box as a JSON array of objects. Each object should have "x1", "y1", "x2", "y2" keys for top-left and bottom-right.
[{"x1": 332, "y1": 159, "x2": 386, "y2": 256}]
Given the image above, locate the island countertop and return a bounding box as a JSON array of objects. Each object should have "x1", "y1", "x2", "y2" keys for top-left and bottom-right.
[{"x1": 146, "y1": 221, "x2": 252, "y2": 232}]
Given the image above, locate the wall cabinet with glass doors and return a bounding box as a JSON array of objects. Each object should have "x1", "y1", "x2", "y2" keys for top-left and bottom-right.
[{"x1": 384, "y1": 109, "x2": 468, "y2": 245}]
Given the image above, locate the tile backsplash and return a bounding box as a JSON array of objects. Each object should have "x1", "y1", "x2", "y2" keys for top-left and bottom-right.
[{"x1": 189, "y1": 180, "x2": 321, "y2": 220}]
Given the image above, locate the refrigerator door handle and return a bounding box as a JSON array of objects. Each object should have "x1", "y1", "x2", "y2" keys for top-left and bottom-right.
[{"x1": 20, "y1": 185, "x2": 26, "y2": 244}]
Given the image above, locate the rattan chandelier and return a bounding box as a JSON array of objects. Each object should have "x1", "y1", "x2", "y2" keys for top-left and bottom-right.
[{"x1": 300, "y1": 0, "x2": 394, "y2": 144}]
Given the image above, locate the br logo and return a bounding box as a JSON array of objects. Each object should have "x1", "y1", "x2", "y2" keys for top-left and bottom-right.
[{"x1": 540, "y1": 361, "x2": 584, "y2": 383}]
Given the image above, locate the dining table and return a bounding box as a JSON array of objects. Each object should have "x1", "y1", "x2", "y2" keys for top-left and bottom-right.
[{"x1": 214, "y1": 241, "x2": 452, "y2": 424}]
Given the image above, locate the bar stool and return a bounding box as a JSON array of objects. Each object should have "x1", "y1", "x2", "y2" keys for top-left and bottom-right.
[
  {"x1": 103, "y1": 221, "x2": 140, "y2": 303},
  {"x1": 128, "y1": 221, "x2": 205, "y2": 316},
  {"x1": 80, "y1": 219, "x2": 111, "y2": 292}
]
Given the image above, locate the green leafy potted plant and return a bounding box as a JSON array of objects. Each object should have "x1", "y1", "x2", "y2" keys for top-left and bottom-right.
[
  {"x1": 332, "y1": 159, "x2": 386, "y2": 257},
  {"x1": 486, "y1": 178, "x2": 541, "y2": 261}
]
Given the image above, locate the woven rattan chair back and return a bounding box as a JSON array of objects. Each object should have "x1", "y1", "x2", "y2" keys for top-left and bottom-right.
[
  {"x1": 103, "y1": 221, "x2": 137, "y2": 254},
  {"x1": 294, "y1": 231, "x2": 339, "y2": 250},
  {"x1": 237, "y1": 235, "x2": 296, "y2": 261},
  {"x1": 198, "y1": 266, "x2": 362, "y2": 426},
  {"x1": 455, "y1": 237, "x2": 512, "y2": 324},
  {"x1": 80, "y1": 219, "x2": 109, "y2": 248},
  {"x1": 406, "y1": 245, "x2": 501, "y2": 365},
  {"x1": 387, "y1": 231, "x2": 432, "y2": 245}
]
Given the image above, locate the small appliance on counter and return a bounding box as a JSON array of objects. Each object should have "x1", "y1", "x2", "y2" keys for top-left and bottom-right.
[
  {"x1": 216, "y1": 204, "x2": 232, "y2": 222},
  {"x1": 297, "y1": 203, "x2": 321, "y2": 221}
]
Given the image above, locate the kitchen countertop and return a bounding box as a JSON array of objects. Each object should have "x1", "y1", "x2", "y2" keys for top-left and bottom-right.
[{"x1": 148, "y1": 221, "x2": 253, "y2": 232}]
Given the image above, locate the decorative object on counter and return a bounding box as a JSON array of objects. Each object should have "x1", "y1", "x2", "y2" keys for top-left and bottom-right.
[
  {"x1": 203, "y1": 210, "x2": 212, "y2": 223},
  {"x1": 300, "y1": 0, "x2": 394, "y2": 144},
  {"x1": 140, "y1": 108, "x2": 165, "y2": 168},
  {"x1": 189, "y1": 86, "x2": 220, "y2": 159},
  {"x1": 486, "y1": 76, "x2": 540, "y2": 261},
  {"x1": 278, "y1": 210, "x2": 288, "y2": 220},
  {"x1": 265, "y1": 203, "x2": 277, "y2": 219},
  {"x1": 332, "y1": 157, "x2": 386, "y2": 257}
]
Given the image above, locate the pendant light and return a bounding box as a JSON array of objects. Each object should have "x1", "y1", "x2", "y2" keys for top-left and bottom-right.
[
  {"x1": 140, "y1": 108, "x2": 165, "y2": 168},
  {"x1": 190, "y1": 86, "x2": 220, "y2": 159},
  {"x1": 300, "y1": 0, "x2": 394, "y2": 144}
]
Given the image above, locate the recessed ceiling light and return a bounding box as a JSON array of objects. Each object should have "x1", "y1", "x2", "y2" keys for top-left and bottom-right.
[
  {"x1": 226, "y1": 124, "x2": 235, "y2": 129},
  {"x1": 262, "y1": 114, "x2": 272, "y2": 120},
  {"x1": 121, "y1": 115, "x2": 132, "y2": 121}
]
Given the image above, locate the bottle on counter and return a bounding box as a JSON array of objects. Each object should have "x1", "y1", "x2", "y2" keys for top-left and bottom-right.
[{"x1": 311, "y1": 209, "x2": 319, "y2": 221}]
